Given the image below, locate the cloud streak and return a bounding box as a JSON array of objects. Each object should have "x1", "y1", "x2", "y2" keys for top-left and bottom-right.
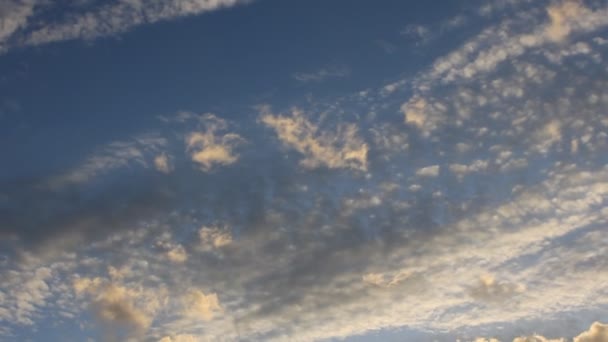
[{"x1": 0, "y1": 0, "x2": 250, "y2": 52}]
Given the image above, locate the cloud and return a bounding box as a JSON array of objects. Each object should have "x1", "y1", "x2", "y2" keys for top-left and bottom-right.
[
  {"x1": 155, "y1": 153, "x2": 173, "y2": 174},
  {"x1": 0, "y1": 0, "x2": 249, "y2": 51},
  {"x1": 73, "y1": 278, "x2": 152, "y2": 333},
  {"x1": 159, "y1": 335, "x2": 199, "y2": 342},
  {"x1": 0, "y1": 266, "x2": 54, "y2": 326},
  {"x1": 198, "y1": 226, "x2": 232, "y2": 250},
  {"x1": 509, "y1": 322, "x2": 608, "y2": 342},
  {"x1": 260, "y1": 107, "x2": 368, "y2": 171},
  {"x1": 293, "y1": 66, "x2": 350, "y2": 82},
  {"x1": 401, "y1": 24, "x2": 432, "y2": 45},
  {"x1": 415, "y1": 165, "x2": 440, "y2": 177},
  {"x1": 512, "y1": 336, "x2": 565, "y2": 342},
  {"x1": 401, "y1": 96, "x2": 447, "y2": 136},
  {"x1": 533, "y1": 119, "x2": 562, "y2": 153},
  {"x1": 48, "y1": 135, "x2": 167, "y2": 188},
  {"x1": 545, "y1": 0, "x2": 586, "y2": 42},
  {"x1": 186, "y1": 114, "x2": 245, "y2": 172},
  {"x1": 181, "y1": 289, "x2": 221, "y2": 321},
  {"x1": 574, "y1": 322, "x2": 608, "y2": 342},
  {"x1": 0, "y1": 0, "x2": 35, "y2": 52},
  {"x1": 3, "y1": 0, "x2": 608, "y2": 340},
  {"x1": 469, "y1": 275, "x2": 526, "y2": 303},
  {"x1": 449, "y1": 160, "x2": 489, "y2": 180},
  {"x1": 166, "y1": 245, "x2": 188, "y2": 263}
]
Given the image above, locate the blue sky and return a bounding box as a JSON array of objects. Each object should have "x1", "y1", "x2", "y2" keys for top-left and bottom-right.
[{"x1": 1, "y1": 0, "x2": 608, "y2": 341}]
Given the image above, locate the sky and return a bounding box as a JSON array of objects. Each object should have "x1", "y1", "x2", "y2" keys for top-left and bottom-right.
[{"x1": 0, "y1": 0, "x2": 608, "y2": 341}]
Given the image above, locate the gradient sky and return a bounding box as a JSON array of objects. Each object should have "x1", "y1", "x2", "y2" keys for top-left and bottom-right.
[{"x1": 1, "y1": 0, "x2": 608, "y2": 341}]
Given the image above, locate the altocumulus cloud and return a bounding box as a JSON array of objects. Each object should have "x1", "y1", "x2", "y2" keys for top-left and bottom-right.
[
  {"x1": 1, "y1": 0, "x2": 608, "y2": 341},
  {"x1": 0, "y1": 0, "x2": 250, "y2": 53}
]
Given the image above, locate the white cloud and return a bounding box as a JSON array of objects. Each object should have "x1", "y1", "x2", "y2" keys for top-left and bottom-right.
[
  {"x1": 449, "y1": 160, "x2": 489, "y2": 180},
  {"x1": 545, "y1": 0, "x2": 587, "y2": 42},
  {"x1": 166, "y1": 245, "x2": 188, "y2": 263},
  {"x1": 198, "y1": 226, "x2": 232, "y2": 250},
  {"x1": 260, "y1": 107, "x2": 368, "y2": 171},
  {"x1": 17, "y1": 0, "x2": 248, "y2": 49},
  {"x1": 574, "y1": 322, "x2": 608, "y2": 342},
  {"x1": 468, "y1": 275, "x2": 525, "y2": 303},
  {"x1": 0, "y1": 0, "x2": 35, "y2": 52},
  {"x1": 416, "y1": 165, "x2": 440, "y2": 177},
  {"x1": 512, "y1": 336, "x2": 565, "y2": 342},
  {"x1": 154, "y1": 153, "x2": 173, "y2": 174},
  {"x1": 181, "y1": 289, "x2": 221, "y2": 321},
  {"x1": 186, "y1": 114, "x2": 244, "y2": 172},
  {"x1": 159, "y1": 334, "x2": 199, "y2": 342}
]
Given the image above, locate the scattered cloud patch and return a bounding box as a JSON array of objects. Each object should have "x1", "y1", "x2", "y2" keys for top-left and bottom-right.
[
  {"x1": 416, "y1": 165, "x2": 440, "y2": 177},
  {"x1": 260, "y1": 107, "x2": 368, "y2": 171},
  {"x1": 293, "y1": 65, "x2": 350, "y2": 82},
  {"x1": 0, "y1": 0, "x2": 250, "y2": 52},
  {"x1": 154, "y1": 153, "x2": 173, "y2": 174},
  {"x1": 186, "y1": 114, "x2": 245, "y2": 172},
  {"x1": 574, "y1": 322, "x2": 608, "y2": 342},
  {"x1": 181, "y1": 289, "x2": 221, "y2": 321}
]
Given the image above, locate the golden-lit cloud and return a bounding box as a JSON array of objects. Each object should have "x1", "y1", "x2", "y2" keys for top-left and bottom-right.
[
  {"x1": 166, "y1": 244, "x2": 188, "y2": 263},
  {"x1": 260, "y1": 107, "x2": 368, "y2": 171},
  {"x1": 512, "y1": 335, "x2": 565, "y2": 342},
  {"x1": 574, "y1": 322, "x2": 608, "y2": 342},
  {"x1": 154, "y1": 153, "x2": 173, "y2": 174},
  {"x1": 545, "y1": 0, "x2": 586, "y2": 42},
  {"x1": 159, "y1": 334, "x2": 199, "y2": 342},
  {"x1": 182, "y1": 289, "x2": 221, "y2": 321},
  {"x1": 187, "y1": 114, "x2": 244, "y2": 172},
  {"x1": 73, "y1": 277, "x2": 151, "y2": 332},
  {"x1": 199, "y1": 226, "x2": 232, "y2": 250},
  {"x1": 469, "y1": 275, "x2": 526, "y2": 302}
]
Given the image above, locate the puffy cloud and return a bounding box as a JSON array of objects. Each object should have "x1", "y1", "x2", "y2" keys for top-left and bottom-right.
[
  {"x1": 545, "y1": 0, "x2": 586, "y2": 42},
  {"x1": 94, "y1": 284, "x2": 151, "y2": 331},
  {"x1": 512, "y1": 336, "x2": 565, "y2": 342},
  {"x1": 362, "y1": 271, "x2": 411, "y2": 288},
  {"x1": 73, "y1": 278, "x2": 151, "y2": 332},
  {"x1": 260, "y1": 107, "x2": 368, "y2": 171},
  {"x1": 166, "y1": 245, "x2": 188, "y2": 263},
  {"x1": 401, "y1": 96, "x2": 447, "y2": 135},
  {"x1": 182, "y1": 289, "x2": 221, "y2": 321},
  {"x1": 533, "y1": 120, "x2": 562, "y2": 153},
  {"x1": 416, "y1": 165, "x2": 440, "y2": 177},
  {"x1": 198, "y1": 226, "x2": 232, "y2": 250},
  {"x1": 574, "y1": 322, "x2": 608, "y2": 342},
  {"x1": 155, "y1": 153, "x2": 173, "y2": 174},
  {"x1": 159, "y1": 335, "x2": 200, "y2": 342},
  {"x1": 0, "y1": 266, "x2": 54, "y2": 326},
  {"x1": 186, "y1": 114, "x2": 244, "y2": 172}
]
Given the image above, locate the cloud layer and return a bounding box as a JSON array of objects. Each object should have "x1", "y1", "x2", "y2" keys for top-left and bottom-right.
[{"x1": 1, "y1": 0, "x2": 608, "y2": 341}]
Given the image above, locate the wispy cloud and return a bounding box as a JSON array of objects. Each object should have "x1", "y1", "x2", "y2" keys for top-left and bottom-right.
[
  {"x1": 292, "y1": 65, "x2": 350, "y2": 82},
  {"x1": 260, "y1": 106, "x2": 368, "y2": 171},
  {"x1": 0, "y1": 0, "x2": 250, "y2": 52}
]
